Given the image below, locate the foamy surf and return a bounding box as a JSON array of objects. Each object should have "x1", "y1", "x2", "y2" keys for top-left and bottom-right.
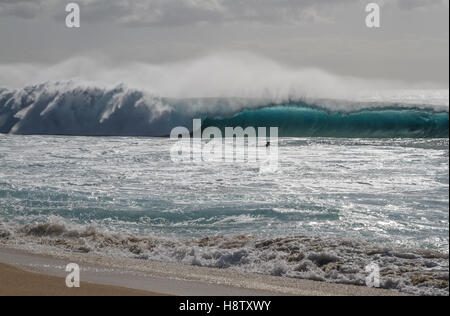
[{"x1": 0, "y1": 219, "x2": 448, "y2": 296}]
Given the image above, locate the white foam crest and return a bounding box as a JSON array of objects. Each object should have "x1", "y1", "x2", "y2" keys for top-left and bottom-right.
[{"x1": 0, "y1": 82, "x2": 178, "y2": 136}]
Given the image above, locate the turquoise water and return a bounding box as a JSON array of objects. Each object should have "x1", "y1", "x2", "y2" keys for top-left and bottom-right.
[{"x1": 204, "y1": 106, "x2": 449, "y2": 138}]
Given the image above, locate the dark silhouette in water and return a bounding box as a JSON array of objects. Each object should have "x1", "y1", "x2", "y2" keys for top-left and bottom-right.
[{"x1": 266, "y1": 141, "x2": 271, "y2": 148}]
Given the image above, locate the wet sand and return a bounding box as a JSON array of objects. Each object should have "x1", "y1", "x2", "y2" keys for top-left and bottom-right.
[{"x1": 0, "y1": 247, "x2": 408, "y2": 296}]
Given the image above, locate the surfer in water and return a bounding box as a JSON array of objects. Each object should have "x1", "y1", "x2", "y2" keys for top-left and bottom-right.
[{"x1": 266, "y1": 141, "x2": 271, "y2": 148}]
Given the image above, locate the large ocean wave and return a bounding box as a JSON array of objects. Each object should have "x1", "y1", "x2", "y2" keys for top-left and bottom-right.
[{"x1": 0, "y1": 82, "x2": 448, "y2": 138}]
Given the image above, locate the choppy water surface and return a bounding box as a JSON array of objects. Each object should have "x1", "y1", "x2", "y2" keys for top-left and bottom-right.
[
  {"x1": 0, "y1": 135, "x2": 448, "y2": 250},
  {"x1": 0, "y1": 135, "x2": 448, "y2": 295}
]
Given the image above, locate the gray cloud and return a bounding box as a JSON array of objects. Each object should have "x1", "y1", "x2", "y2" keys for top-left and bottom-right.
[
  {"x1": 0, "y1": 0, "x2": 448, "y2": 85},
  {"x1": 0, "y1": 0, "x2": 43, "y2": 19},
  {"x1": 68, "y1": 0, "x2": 346, "y2": 26},
  {"x1": 393, "y1": 0, "x2": 449, "y2": 10},
  {"x1": 2, "y1": 0, "x2": 446, "y2": 26}
]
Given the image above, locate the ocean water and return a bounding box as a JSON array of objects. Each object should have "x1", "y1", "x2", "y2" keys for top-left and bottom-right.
[
  {"x1": 0, "y1": 135, "x2": 449, "y2": 295},
  {"x1": 0, "y1": 135, "x2": 448, "y2": 249}
]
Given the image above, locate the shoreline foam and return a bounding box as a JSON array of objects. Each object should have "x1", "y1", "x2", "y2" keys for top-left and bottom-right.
[
  {"x1": 1, "y1": 220, "x2": 447, "y2": 296},
  {"x1": 0, "y1": 247, "x2": 408, "y2": 296}
]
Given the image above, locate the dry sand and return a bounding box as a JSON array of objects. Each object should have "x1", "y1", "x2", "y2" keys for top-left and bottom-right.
[{"x1": 0, "y1": 263, "x2": 163, "y2": 296}]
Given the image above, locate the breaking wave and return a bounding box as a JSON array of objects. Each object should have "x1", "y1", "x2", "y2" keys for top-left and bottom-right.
[{"x1": 0, "y1": 82, "x2": 448, "y2": 138}]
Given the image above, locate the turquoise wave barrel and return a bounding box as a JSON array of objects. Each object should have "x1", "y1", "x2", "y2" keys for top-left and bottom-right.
[{"x1": 203, "y1": 106, "x2": 449, "y2": 138}]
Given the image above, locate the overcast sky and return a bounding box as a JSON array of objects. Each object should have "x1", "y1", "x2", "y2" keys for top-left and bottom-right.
[{"x1": 0, "y1": 0, "x2": 448, "y2": 86}]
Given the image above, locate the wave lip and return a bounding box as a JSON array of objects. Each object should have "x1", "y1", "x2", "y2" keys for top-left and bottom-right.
[{"x1": 0, "y1": 82, "x2": 448, "y2": 138}]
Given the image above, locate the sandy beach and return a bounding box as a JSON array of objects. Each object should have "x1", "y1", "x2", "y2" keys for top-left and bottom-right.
[
  {"x1": 0, "y1": 263, "x2": 162, "y2": 296},
  {"x1": 0, "y1": 247, "x2": 408, "y2": 296}
]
